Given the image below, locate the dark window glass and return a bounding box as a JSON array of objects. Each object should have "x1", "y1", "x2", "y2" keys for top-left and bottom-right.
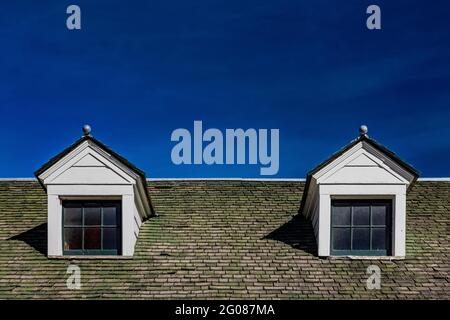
[
  {"x1": 84, "y1": 207, "x2": 101, "y2": 225},
  {"x1": 64, "y1": 207, "x2": 82, "y2": 225},
  {"x1": 353, "y1": 206, "x2": 370, "y2": 225},
  {"x1": 372, "y1": 205, "x2": 387, "y2": 226},
  {"x1": 352, "y1": 228, "x2": 370, "y2": 250},
  {"x1": 103, "y1": 228, "x2": 117, "y2": 250},
  {"x1": 332, "y1": 206, "x2": 351, "y2": 226},
  {"x1": 63, "y1": 201, "x2": 121, "y2": 255},
  {"x1": 64, "y1": 228, "x2": 82, "y2": 250},
  {"x1": 372, "y1": 228, "x2": 387, "y2": 250},
  {"x1": 84, "y1": 227, "x2": 101, "y2": 249},
  {"x1": 331, "y1": 200, "x2": 391, "y2": 255},
  {"x1": 333, "y1": 228, "x2": 351, "y2": 250},
  {"x1": 103, "y1": 207, "x2": 117, "y2": 226}
]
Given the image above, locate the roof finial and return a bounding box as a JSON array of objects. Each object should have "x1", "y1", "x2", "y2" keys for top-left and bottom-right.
[
  {"x1": 359, "y1": 125, "x2": 368, "y2": 138},
  {"x1": 82, "y1": 124, "x2": 92, "y2": 137}
]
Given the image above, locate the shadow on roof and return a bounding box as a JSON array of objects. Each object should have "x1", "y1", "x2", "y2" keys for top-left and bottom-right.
[
  {"x1": 8, "y1": 223, "x2": 47, "y2": 256},
  {"x1": 263, "y1": 214, "x2": 317, "y2": 256}
]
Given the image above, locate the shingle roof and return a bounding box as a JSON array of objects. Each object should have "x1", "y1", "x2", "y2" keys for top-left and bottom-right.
[{"x1": 0, "y1": 180, "x2": 448, "y2": 299}]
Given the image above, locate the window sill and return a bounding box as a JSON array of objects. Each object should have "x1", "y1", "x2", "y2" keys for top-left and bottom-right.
[
  {"x1": 328, "y1": 255, "x2": 405, "y2": 261},
  {"x1": 48, "y1": 255, "x2": 133, "y2": 260}
]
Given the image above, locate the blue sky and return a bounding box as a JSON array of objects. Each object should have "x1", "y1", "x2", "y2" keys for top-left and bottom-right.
[{"x1": 1, "y1": 0, "x2": 449, "y2": 178}]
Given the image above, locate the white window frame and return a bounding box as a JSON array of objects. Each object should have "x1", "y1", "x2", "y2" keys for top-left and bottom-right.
[{"x1": 317, "y1": 185, "x2": 406, "y2": 257}]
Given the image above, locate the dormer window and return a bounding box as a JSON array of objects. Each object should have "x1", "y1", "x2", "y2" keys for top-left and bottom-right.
[
  {"x1": 301, "y1": 126, "x2": 419, "y2": 258},
  {"x1": 35, "y1": 125, "x2": 154, "y2": 258},
  {"x1": 63, "y1": 201, "x2": 122, "y2": 255},
  {"x1": 331, "y1": 200, "x2": 392, "y2": 256}
]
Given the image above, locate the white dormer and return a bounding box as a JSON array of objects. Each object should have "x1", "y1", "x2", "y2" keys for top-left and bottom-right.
[
  {"x1": 301, "y1": 126, "x2": 419, "y2": 258},
  {"x1": 35, "y1": 125, "x2": 153, "y2": 257}
]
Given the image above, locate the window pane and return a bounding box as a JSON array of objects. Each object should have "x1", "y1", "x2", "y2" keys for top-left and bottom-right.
[
  {"x1": 84, "y1": 207, "x2": 101, "y2": 225},
  {"x1": 64, "y1": 228, "x2": 82, "y2": 250},
  {"x1": 64, "y1": 207, "x2": 82, "y2": 226},
  {"x1": 103, "y1": 228, "x2": 118, "y2": 250},
  {"x1": 372, "y1": 228, "x2": 387, "y2": 250},
  {"x1": 352, "y1": 228, "x2": 370, "y2": 250},
  {"x1": 353, "y1": 206, "x2": 370, "y2": 225},
  {"x1": 332, "y1": 228, "x2": 351, "y2": 250},
  {"x1": 372, "y1": 205, "x2": 387, "y2": 226},
  {"x1": 103, "y1": 206, "x2": 117, "y2": 226},
  {"x1": 84, "y1": 228, "x2": 101, "y2": 249},
  {"x1": 332, "y1": 205, "x2": 351, "y2": 225}
]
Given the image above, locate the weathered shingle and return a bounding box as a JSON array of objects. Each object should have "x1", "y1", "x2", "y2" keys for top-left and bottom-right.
[{"x1": 0, "y1": 180, "x2": 448, "y2": 299}]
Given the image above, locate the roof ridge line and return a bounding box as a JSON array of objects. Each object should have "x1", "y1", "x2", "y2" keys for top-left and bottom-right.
[
  {"x1": 1, "y1": 177, "x2": 450, "y2": 182},
  {"x1": 0, "y1": 178, "x2": 37, "y2": 181},
  {"x1": 146, "y1": 178, "x2": 307, "y2": 181}
]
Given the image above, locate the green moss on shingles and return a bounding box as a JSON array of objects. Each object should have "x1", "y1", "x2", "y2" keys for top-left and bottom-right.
[{"x1": 0, "y1": 180, "x2": 448, "y2": 299}]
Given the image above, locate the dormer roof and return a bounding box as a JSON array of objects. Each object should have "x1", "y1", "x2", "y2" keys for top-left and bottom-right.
[
  {"x1": 35, "y1": 131, "x2": 154, "y2": 218},
  {"x1": 300, "y1": 133, "x2": 420, "y2": 214}
]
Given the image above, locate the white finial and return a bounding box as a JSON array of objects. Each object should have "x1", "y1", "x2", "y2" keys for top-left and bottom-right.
[
  {"x1": 359, "y1": 125, "x2": 368, "y2": 137},
  {"x1": 82, "y1": 124, "x2": 92, "y2": 137}
]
